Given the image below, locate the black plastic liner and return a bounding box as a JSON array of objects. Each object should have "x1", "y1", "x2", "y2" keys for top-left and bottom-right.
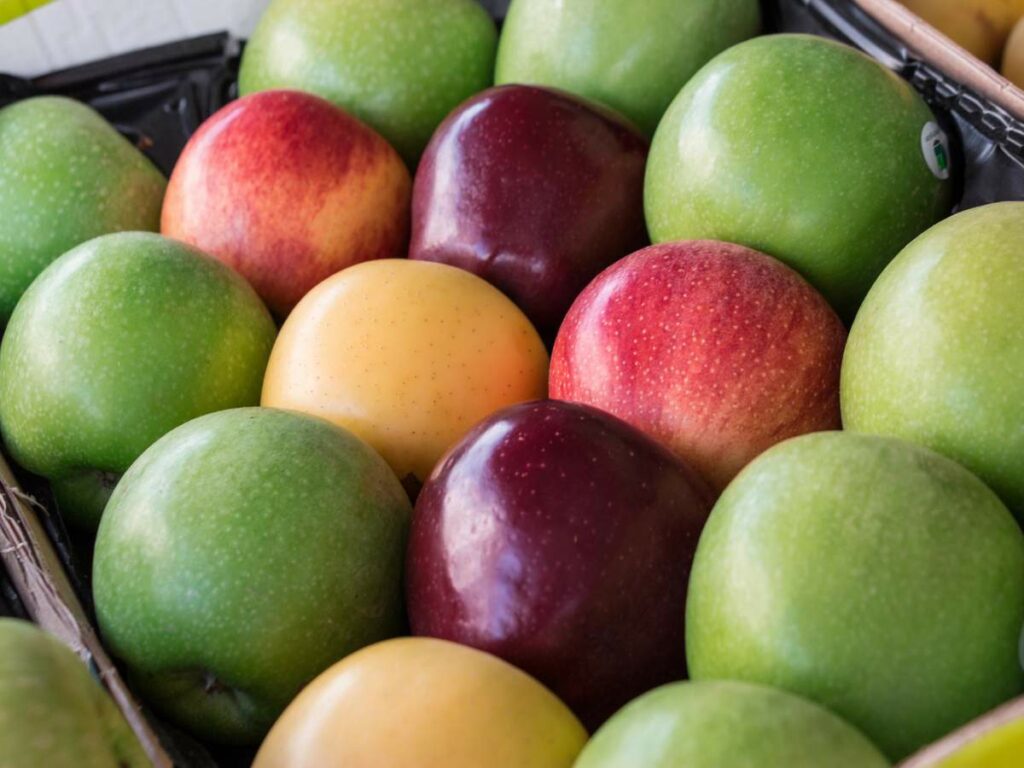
[{"x1": 1, "y1": 0, "x2": 1022, "y2": 764}]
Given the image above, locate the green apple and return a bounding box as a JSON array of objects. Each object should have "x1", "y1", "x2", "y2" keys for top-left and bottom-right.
[
  {"x1": 0, "y1": 232, "x2": 275, "y2": 528},
  {"x1": 495, "y1": 0, "x2": 760, "y2": 136},
  {"x1": 239, "y1": 0, "x2": 497, "y2": 166},
  {"x1": 686, "y1": 432, "x2": 1024, "y2": 761},
  {"x1": 575, "y1": 679, "x2": 889, "y2": 768},
  {"x1": 93, "y1": 407, "x2": 411, "y2": 745},
  {"x1": 0, "y1": 96, "x2": 166, "y2": 323},
  {"x1": 645, "y1": 34, "x2": 952, "y2": 318},
  {"x1": 0, "y1": 618, "x2": 148, "y2": 767},
  {"x1": 842, "y1": 202, "x2": 1024, "y2": 520}
]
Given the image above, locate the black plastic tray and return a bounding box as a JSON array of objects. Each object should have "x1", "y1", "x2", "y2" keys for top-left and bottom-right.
[{"x1": 1, "y1": 0, "x2": 1022, "y2": 765}]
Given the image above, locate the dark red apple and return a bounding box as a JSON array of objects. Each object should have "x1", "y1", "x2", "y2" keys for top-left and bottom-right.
[
  {"x1": 406, "y1": 399, "x2": 713, "y2": 730},
  {"x1": 409, "y1": 85, "x2": 649, "y2": 338},
  {"x1": 550, "y1": 240, "x2": 846, "y2": 491}
]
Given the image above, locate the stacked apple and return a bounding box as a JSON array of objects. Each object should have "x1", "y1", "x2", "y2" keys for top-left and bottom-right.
[{"x1": 1, "y1": 1, "x2": 1023, "y2": 767}]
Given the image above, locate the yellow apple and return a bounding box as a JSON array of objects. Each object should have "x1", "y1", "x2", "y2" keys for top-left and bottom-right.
[
  {"x1": 1002, "y1": 17, "x2": 1024, "y2": 86},
  {"x1": 252, "y1": 637, "x2": 587, "y2": 768},
  {"x1": 261, "y1": 259, "x2": 548, "y2": 485},
  {"x1": 898, "y1": 0, "x2": 1024, "y2": 64},
  {"x1": 903, "y1": 696, "x2": 1024, "y2": 768}
]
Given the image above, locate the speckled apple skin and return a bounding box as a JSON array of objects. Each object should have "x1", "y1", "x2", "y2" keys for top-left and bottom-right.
[
  {"x1": 645, "y1": 35, "x2": 952, "y2": 319},
  {"x1": 686, "y1": 432, "x2": 1024, "y2": 761},
  {"x1": 162, "y1": 90, "x2": 410, "y2": 317},
  {"x1": 0, "y1": 232, "x2": 276, "y2": 528},
  {"x1": 239, "y1": 0, "x2": 497, "y2": 167},
  {"x1": 261, "y1": 259, "x2": 549, "y2": 484},
  {"x1": 0, "y1": 620, "x2": 149, "y2": 768},
  {"x1": 92, "y1": 408, "x2": 412, "y2": 745},
  {"x1": 550, "y1": 240, "x2": 846, "y2": 491},
  {"x1": 410, "y1": 85, "x2": 649, "y2": 338},
  {"x1": 575, "y1": 680, "x2": 890, "y2": 768},
  {"x1": 254, "y1": 637, "x2": 586, "y2": 768},
  {"x1": 0, "y1": 96, "x2": 166, "y2": 322},
  {"x1": 842, "y1": 202, "x2": 1024, "y2": 520},
  {"x1": 495, "y1": 0, "x2": 760, "y2": 136},
  {"x1": 406, "y1": 399, "x2": 713, "y2": 730}
]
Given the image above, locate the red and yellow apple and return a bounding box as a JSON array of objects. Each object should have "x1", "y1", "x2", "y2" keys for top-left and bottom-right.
[
  {"x1": 550, "y1": 240, "x2": 846, "y2": 490},
  {"x1": 162, "y1": 90, "x2": 410, "y2": 316},
  {"x1": 253, "y1": 637, "x2": 587, "y2": 768},
  {"x1": 261, "y1": 259, "x2": 549, "y2": 486}
]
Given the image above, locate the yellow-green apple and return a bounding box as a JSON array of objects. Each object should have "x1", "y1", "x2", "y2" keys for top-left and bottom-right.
[
  {"x1": 0, "y1": 232, "x2": 276, "y2": 528},
  {"x1": 162, "y1": 90, "x2": 411, "y2": 317},
  {"x1": 253, "y1": 637, "x2": 586, "y2": 768},
  {"x1": 902, "y1": 695, "x2": 1024, "y2": 768},
  {"x1": 0, "y1": 96, "x2": 165, "y2": 323},
  {"x1": 261, "y1": 259, "x2": 548, "y2": 487},
  {"x1": 495, "y1": 0, "x2": 760, "y2": 136},
  {"x1": 645, "y1": 35, "x2": 953, "y2": 318},
  {"x1": 407, "y1": 399, "x2": 712, "y2": 729},
  {"x1": 550, "y1": 240, "x2": 846, "y2": 491},
  {"x1": 686, "y1": 431, "x2": 1024, "y2": 760},
  {"x1": 92, "y1": 408, "x2": 411, "y2": 744},
  {"x1": 842, "y1": 202, "x2": 1024, "y2": 520},
  {"x1": 239, "y1": 0, "x2": 497, "y2": 166},
  {"x1": 410, "y1": 85, "x2": 648, "y2": 338},
  {"x1": 575, "y1": 680, "x2": 890, "y2": 768},
  {"x1": 0, "y1": 619, "x2": 149, "y2": 768}
]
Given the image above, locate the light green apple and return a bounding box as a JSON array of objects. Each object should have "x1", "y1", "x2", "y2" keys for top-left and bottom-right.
[
  {"x1": 645, "y1": 34, "x2": 952, "y2": 318},
  {"x1": 0, "y1": 232, "x2": 276, "y2": 528},
  {"x1": 92, "y1": 407, "x2": 411, "y2": 745},
  {"x1": 495, "y1": 0, "x2": 760, "y2": 136},
  {"x1": 239, "y1": 0, "x2": 497, "y2": 166},
  {"x1": 0, "y1": 619, "x2": 148, "y2": 767},
  {"x1": 686, "y1": 432, "x2": 1024, "y2": 761},
  {"x1": 0, "y1": 96, "x2": 166, "y2": 323},
  {"x1": 842, "y1": 202, "x2": 1024, "y2": 520},
  {"x1": 575, "y1": 679, "x2": 890, "y2": 768}
]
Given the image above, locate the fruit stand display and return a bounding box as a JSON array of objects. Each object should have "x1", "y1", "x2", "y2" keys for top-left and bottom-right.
[{"x1": 1, "y1": 0, "x2": 1023, "y2": 767}]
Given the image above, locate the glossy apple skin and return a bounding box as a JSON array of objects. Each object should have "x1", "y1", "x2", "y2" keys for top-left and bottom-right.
[
  {"x1": 261, "y1": 259, "x2": 548, "y2": 485},
  {"x1": 0, "y1": 96, "x2": 166, "y2": 322},
  {"x1": 407, "y1": 399, "x2": 713, "y2": 729},
  {"x1": 686, "y1": 432, "x2": 1024, "y2": 761},
  {"x1": 93, "y1": 408, "x2": 411, "y2": 745},
  {"x1": 842, "y1": 202, "x2": 1024, "y2": 520},
  {"x1": 0, "y1": 232, "x2": 276, "y2": 528},
  {"x1": 495, "y1": 0, "x2": 760, "y2": 136},
  {"x1": 645, "y1": 35, "x2": 952, "y2": 319},
  {"x1": 162, "y1": 90, "x2": 410, "y2": 317},
  {"x1": 0, "y1": 620, "x2": 149, "y2": 768},
  {"x1": 576, "y1": 680, "x2": 889, "y2": 768},
  {"x1": 239, "y1": 0, "x2": 497, "y2": 166},
  {"x1": 410, "y1": 85, "x2": 649, "y2": 337},
  {"x1": 253, "y1": 638, "x2": 587, "y2": 768},
  {"x1": 550, "y1": 240, "x2": 846, "y2": 491}
]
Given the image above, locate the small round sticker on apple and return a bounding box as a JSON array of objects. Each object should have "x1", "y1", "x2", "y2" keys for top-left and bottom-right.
[{"x1": 921, "y1": 122, "x2": 951, "y2": 180}]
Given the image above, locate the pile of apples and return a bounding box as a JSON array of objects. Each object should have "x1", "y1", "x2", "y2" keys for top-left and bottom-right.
[{"x1": 0, "y1": 1, "x2": 1023, "y2": 767}]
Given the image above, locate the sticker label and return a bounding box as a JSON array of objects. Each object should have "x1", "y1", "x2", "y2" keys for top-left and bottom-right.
[{"x1": 921, "y1": 122, "x2": 951, "y2": 180}]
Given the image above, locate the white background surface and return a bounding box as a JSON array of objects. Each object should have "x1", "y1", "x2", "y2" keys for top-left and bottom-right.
[{"x1": 0, "y1": 0, "x2": 271, "y2": 77}]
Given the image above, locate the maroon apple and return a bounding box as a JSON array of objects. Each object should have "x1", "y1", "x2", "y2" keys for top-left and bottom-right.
[
  {"x1": 409, "y1": 84, "x2": 649, "y2": 338},
  {"x1": 550, "y1": 240, "x2": 846, "y2": 491},
  {"x1": 406, "y1": 399, "x2": 713, "y2": 730}
]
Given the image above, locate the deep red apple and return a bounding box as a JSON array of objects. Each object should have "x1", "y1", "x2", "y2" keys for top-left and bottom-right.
[
  {"x1": 409, "y1": 84, "x2": 649, "y2": 337},
  {"x1": 162, "y1": 90, "x2": 411, "y2": 316},
  {"x1": 406, "y1": 399, "x2": 713, "y2": 730},
  {"x1": 550, "y1": 241, "x2": 846, "y2": 491}
]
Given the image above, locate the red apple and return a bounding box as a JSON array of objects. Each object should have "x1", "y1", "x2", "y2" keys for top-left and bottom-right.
[
  {"x1": 162, "y1": 90, "x2": 411, "y2": 316},
  {"x1": 407, "y1": 399, "x2": 713, "y2": 730},
  {"x1": 550, "y1": 241, "x2": 846, "y2": 490},
  {"x1": 410, "y1": 85, "x2": 649, "y2": 337}
]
